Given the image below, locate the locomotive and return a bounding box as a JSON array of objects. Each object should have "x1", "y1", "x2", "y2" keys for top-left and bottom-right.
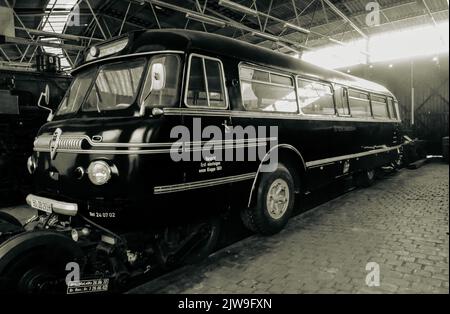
[{"x1": 0, "y1": 55, "x2": 71, "y2": 203}]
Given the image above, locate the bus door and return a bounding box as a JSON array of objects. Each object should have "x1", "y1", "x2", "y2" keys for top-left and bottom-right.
[
  {"x1": 332, "y1": 85, "x2": 356, "y2": 152},
  {"x1": 182, "y1": 54, "x2": 232, "y2": 211}
]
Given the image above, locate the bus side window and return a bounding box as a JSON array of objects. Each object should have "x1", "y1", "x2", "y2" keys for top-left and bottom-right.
[
  {"x1": 205, "y1": 59, "x2": 226, "y2": 108},
  {"x1": 297, "y1": 79, "x2": 335, "y2": 115},
  {"x1": 371, "y1": 94, "x2": 389, "y2": 119},
  {"x1": 187, "y1": 56, "x2": 208, "y2": 107},
  {"x1": 140, "y1": 55, "x2": 181, "y2": 108},
  {"x1": 186, "y1": 55, "x2": 227, "y2": 108},
  {"x1": 348, "y1": 89, "x2": 371, "y2": 118},
  {"x1": 335, "y1": 85, "x2": 350, "y2": 116},
  {"x1": 239, "y1": 66, "x2": 297, "y2": 113},
  {"x1": 387, "y1": 97, "x2": 398, "y2": 119}
]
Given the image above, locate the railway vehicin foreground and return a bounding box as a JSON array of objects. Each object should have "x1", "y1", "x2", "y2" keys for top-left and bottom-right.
[
  {"x1": 0, "y1": 61, "x2": 70, "y2": 202},
  {"x1": 0, "y1": 30, "x2": 403, "y2": 293}
]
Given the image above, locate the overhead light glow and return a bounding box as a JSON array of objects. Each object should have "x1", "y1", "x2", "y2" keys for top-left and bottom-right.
[
  {"x1": 301, "y1": 21, "x2": 449, "y2": 69},
  {"x1": 302, "y1": 38, "x2": 368, "y2": 69},
  {"x1": 368, "y1": 21, "x2": 449, "y2": 63}
]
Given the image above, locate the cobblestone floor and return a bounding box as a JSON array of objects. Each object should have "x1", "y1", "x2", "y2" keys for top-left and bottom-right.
[{"x1": 130, "y1": 162, "x2": 449, "y2": 294}]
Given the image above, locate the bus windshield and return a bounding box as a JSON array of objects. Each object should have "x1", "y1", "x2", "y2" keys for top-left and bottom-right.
[
  {"x1": 56, "y1": 58, "x2": 146, "y2": 116},
  {"x1": 56, "y1": 54, "x2": 181, "y2": 117},
  {"x1": 83, "y1": 59, "x2": 146, "y2": 113}
]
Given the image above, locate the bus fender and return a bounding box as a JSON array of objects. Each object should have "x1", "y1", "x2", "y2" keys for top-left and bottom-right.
[{"x1": 247, "y1": 144, "x2": 306, "y2": 208}]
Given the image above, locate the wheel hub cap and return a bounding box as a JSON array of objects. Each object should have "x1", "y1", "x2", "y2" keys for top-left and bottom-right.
[{"x1": 266, "y1": 178, "x2": 290, "y2": 219}]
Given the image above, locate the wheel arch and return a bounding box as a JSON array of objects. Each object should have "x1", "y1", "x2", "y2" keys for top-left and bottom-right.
[{"x1": 247, "y1": 144, "x2": 307, "y2": 208}]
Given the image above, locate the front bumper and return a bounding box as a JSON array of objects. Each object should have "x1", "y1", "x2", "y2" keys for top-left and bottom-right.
[{"x1": 26, "y1": 194, "x2": 78, "y2": 216}]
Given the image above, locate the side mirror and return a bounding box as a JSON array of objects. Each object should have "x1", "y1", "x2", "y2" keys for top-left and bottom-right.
[
  {"x1": 37, "y1": 84, "x2": 53, "y2": 121},
  {"x1": 150, "y1": 63, "x2": 166, "y2": 91},
  {"x1": 139, "y1": 62, "x2": 166, "y2": 116}
]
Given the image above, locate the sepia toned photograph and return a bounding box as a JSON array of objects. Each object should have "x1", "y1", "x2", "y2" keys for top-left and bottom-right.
[{"x1": 0, "y1": 0, "x2": 448, "y2": 303}]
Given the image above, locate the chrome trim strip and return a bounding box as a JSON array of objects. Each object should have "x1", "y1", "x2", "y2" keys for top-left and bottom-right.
[
  {"x1": 154, "y1": 172, "x2": 256, "y2": 194},
  {"x1": 26, "y1": 194, "x2": 78, "y2": 216},
  {"x1": 161, "y1": 108, "x2": 401, "y2": 123},
  {"x1": 305, "y1": 145, "x2": 402, "y2": 168},
  {"x1": 34, "y1": 142, "x2": 270, "y2": 155},
  {"x1": 34, "y1": 135, "x2": 277, "y2": 148},
  {"x1": 34, "y1": 135, "x2": 276, "y2": 149}
]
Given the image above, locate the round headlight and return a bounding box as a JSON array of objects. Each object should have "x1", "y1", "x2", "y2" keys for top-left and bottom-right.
[
  {"x1": 87, "y1": 161, "x2": 112, "y2": 185},
  {"x1": 27, "y1": 156, "x2": 36, "y2": 174},
  {"x1": 89, "y1": 46, "x2": 100, "y2": 57}
]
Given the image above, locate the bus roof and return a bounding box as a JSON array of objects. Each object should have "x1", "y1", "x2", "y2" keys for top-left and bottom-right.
[{"x1": 83, "y1": 29, "x2": 394, "y2": 97}]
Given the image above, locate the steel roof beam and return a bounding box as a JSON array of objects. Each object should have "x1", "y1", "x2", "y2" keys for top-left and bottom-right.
[
  {"x1": 15, "y1": 27, "x2": 103, "y2": 42},
  {"x1": 140, "y1": 0, "x2": 310, "y2": 50},
  {"x1": 1, "y1": 36, "x2": 85, "y2": 51},
  {"x1": 322, "y1": 0, "x2": 367, "y2": 39}
]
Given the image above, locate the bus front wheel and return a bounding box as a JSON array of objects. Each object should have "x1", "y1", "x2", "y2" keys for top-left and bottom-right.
[{"x1": 241, "y1": 164, "x2": 295, "y2": 235}]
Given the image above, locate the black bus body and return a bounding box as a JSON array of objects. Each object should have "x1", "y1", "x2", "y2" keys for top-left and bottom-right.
[{"x1": 0, "y1": 30, "x2": 403, "y2": 292}]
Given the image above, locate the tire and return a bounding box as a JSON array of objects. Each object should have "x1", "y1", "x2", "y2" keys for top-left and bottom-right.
[
  {"x1": 241, "y1": 164, "x2": 295, "y2": 235},
  {"x1": 0, "y1": 248, "x2": 73, "y2": 294},
  {"x1": 184, "y1": 217, "x2": 221, "y2": 265},
  {"x1": 0, "y1": 211, "x2": 22, "y2": 227},
  {"x1": 354, "y1": 169, "x2": 376, "y2": 188},
  {"x1": 156, "y1": 217, "x2": 221, "y2": 269}
]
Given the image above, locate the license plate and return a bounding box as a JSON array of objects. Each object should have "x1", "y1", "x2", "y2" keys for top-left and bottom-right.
[{"x1": 30, "y1": 198, "x2": 53, "y2": 213}]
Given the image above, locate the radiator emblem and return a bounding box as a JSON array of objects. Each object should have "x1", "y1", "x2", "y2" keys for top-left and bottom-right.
[{"x1": 50, "y1": 128, "x2": 62, "y2": 160}]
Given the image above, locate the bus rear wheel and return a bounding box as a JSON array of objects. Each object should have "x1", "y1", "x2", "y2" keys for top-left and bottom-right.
[
  {"x1": 242, "y1": 164, "x2": 294, "y2": 235},
  {"x1": 354, "y1": 169, "x2": 376, "y2": 188}
]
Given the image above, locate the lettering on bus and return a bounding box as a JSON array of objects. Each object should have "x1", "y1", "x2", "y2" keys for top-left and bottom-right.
[{"x1": 170, "y1": 118, "x2": 279, "y2": 172}]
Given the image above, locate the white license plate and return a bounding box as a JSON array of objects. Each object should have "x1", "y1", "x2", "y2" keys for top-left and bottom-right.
[{"x1": 30, "y1": 199, "x2": 53, "y2": 213}]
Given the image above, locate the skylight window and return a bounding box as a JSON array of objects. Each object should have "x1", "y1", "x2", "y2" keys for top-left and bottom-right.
[
  {"x1": 301, "y1": 21, "x2": 449, "y2": 69},
  {"x1": 41, "y1": 0, "x2": 79, "y2": 70}
]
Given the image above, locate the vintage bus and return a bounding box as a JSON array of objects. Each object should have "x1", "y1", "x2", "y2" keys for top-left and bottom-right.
[{"x1": 0, "y1": 30, "x2": 402, "y2": 292}]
